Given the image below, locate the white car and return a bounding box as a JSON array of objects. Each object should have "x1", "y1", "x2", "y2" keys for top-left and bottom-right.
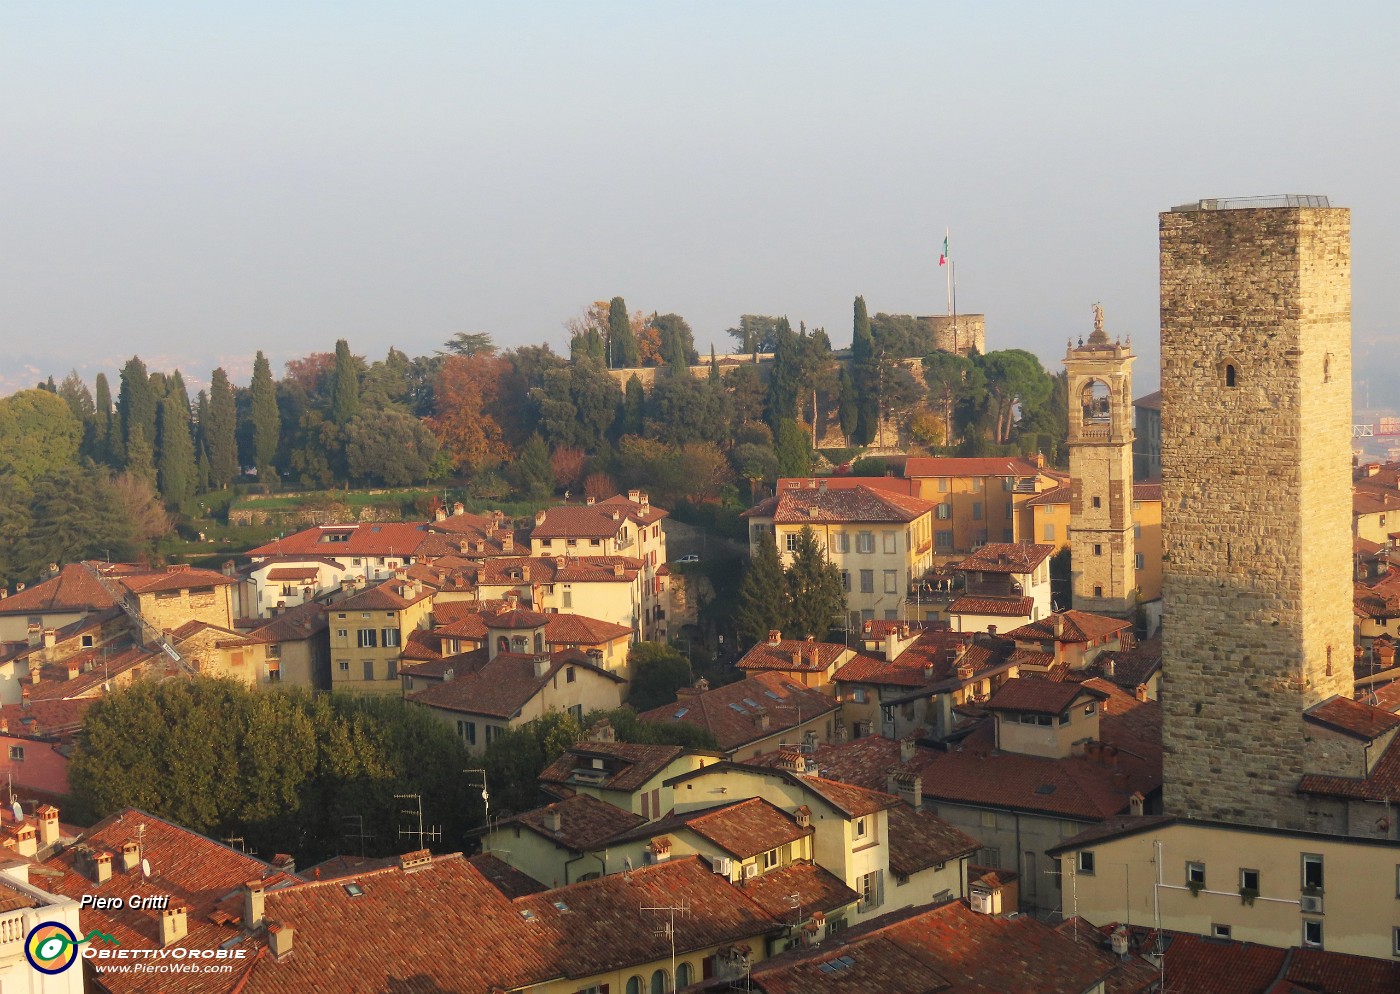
[{"x1": 676, "y1": 554, "x2": 701, "y2": 564}]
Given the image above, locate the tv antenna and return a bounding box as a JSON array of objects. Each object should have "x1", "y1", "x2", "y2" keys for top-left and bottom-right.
[
  {"x1": 221, "y1": 835, "x2": 249, "y2": 855},
  {"x1": 341, "y1": 814, "x2": 374, "y2": 858},
  {"x1": 641, "y1": 900, "x2": 691, "y2": 990},
  {"x1": 463, "y1": 769, "x2": 489, "y2": 849},
  {"x1": 395, "y1": 794, "x2": 442, "y2": 850}
]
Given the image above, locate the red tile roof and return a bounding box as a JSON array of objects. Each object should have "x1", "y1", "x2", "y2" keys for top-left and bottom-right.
[
  {"x1": 466, "y1": 852, "x2": 548, "y2": 898},
  {"x1": 749, "y1": 737, "x2": 915, "y2": 791},
  {"x1": 264, "y1": 567, "x2": 320, "y2": 581},
  {"x1": 529, "y1": 505, "x2": 634, "y2": 540},
  {"x1": 948, "y1": 595, "x2": 1035, "y2": 617},
  {"x1": 1298, "y1": 731, "x2": 1400, "y2": 802},
  {"x1": 677, "y1": 798, "x2": 811, "y2": 858},
  {"x1": 0, "y1": 563, "x2": 119, "y2": 615},
  {"x1": 743, "y1": 485, "x2": 935, "y2": 524},
  {"x1": 238, "y1": 600, "x2": 328, "y2": 645},
  {"x1": 1303, "y1": 695, "x2": 1400, "y2": 741},
  {"x1": 1023, "y1": 484, "x2": 1072, "y2": 507},
  {"x1": 543, "y1": 613, "x2": 632, "y2": 644},
  {"x1": 903, "y1": 456, "x2": 1042, "y2": 479},
  {"x1": 334, "y1": 577, "x2": 432, "y2": 611},
  {"x1": 636, "y1": 672, "x2": 840, "y2": 753},
  {"x1": 116, "y1": 564, "x2": 237, "y2": 594},
  {"x1": 885, "y1": 804, "x2": 981, "y2": 876},
  {"x1": 245, "y1": 522, "x2": 440, "y2": 559},
  {"x1": 985, "y1": 677, "x2": 1108, "y2": 716},
  {"x1": 739, "y1": 859, "x2": 860, "y2": 919},
  {"x1": 956, "y1": 543, "x2": 1055, "y2": 574},
  {"x1": 739, "y1": 638, "x2": 850, "y2": 674},
  {"x1": 538, "y1": 741, "x2": 688, "y2": 793},
  {"x1": 501, "y1": 793, "x2": 647, "y2": 853},
  {"x1": 408, "y1": 649, "x2": 622, "y2": 719},
  {"x1": 483, "y1": 606, "x2": 551, "y2": 630},
  {"x1": 1006, "y1": 610, "x2": 1132, "y2": 644}
]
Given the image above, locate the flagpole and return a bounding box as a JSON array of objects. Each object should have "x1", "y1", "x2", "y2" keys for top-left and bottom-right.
[{"x1": 944, "y1": 227, "x2": 952, "y2": 317}]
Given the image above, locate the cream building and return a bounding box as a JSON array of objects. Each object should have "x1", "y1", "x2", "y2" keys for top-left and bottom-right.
[{"x1": 328, "y1": 576, "x2": 434, "y2": 693}]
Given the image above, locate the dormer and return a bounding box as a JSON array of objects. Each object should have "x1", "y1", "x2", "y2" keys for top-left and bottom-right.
[{"x1": 983, "y1": 678, "x2": 1108, "y2": 759}]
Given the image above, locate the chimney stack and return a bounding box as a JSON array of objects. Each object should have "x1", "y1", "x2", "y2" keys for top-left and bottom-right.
[
  {"x1": 435, "y1": 506, "x2": 447, "y2": 522},
  {"x1": 768, "y1": 630, "x2": 782, "y2": 646},
  {"x1": 159, "y1": 906, "x2": 189, "y2": 947},
  {"x1": 1135, "y1": 684, "x2": 1149, "y2": 702},
  {"x1": 628, "y1": 489, "x2": 641, "y2": 503},
  {"x1": 535, "y1": 510, "x2": 547, "y2": 526},
  {"x1": 93, "y1": 851, "x2": 112, "y2": 884},
  {"x1": 899, "y1": 737, "x2": 917, "y2": 762},
  {"x1": 453, "y1": 502, "x2": 465, "y2": 516},
  {"x1": 268, "y1": 923, "x2": 294, "y2": 961},
  {"x1": 243, "y1": 880, "x2": 265, "y2": 930},
  {"x1": 885, "y1": 771, "x2": 922, "y2": 809},
  {"x1": 546, "y1": 806, "x2": 562, "y2": 833},
  {"x1": 43, "y1": 629, "x2": 57, "y2": 651},
  {"x1": 533, "y1": 654, "x2": 551, "y2": 678},
  {"x1": 120, "y1": 839, "x2": 141, "y2": 873}
]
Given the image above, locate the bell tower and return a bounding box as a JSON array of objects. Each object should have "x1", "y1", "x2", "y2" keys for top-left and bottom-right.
[{"x1": 1065, "y1": 307, "x2": 1137, "y2": 618}]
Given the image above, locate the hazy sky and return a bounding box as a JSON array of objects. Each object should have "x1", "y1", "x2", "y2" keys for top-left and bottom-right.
[{"x1": 4, "y1": 2, "x2": 1398, "y2": 403}]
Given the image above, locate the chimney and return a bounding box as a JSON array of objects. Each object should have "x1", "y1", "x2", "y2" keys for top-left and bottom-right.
[
  {"x1": 93, "y1": 851, "x2": 112, "y2": 884},
  {"x1": 120, "y1": 839, "x2": 141, "y2": 872},
  {"x1": 435, "y1": 506, "x2": 447, "y2": 522},
  {"x1": 768, "y1": 630, "x2": 782, "y2": 646},
  {"x1": 399, "y1": 849, "x2": 433, "y2": 870},
  {"x1": 66, "y1": 662, "x2": 82, "y2": 681},
  {"x1": 159, "y1": 906, "x2": 189, "y2": 947},
  {"x1": 885, "y1": 771, "x2": 922, "y2": 809},
  {"x1": 794, "y1": 805, "x2": 811, "y2": 828},
  {"x1": 1129, "y1": 791, "x2": 1145, "y2": 817},
  {"x1": 970, "y1": 875, "x2": 1004, "y2": 915},
  {"x1": 545, "y1": 806, "x2": 562, "y2": 833},
  {"x1": 1053, "y1": 614, "x2": 1064, "y2": 640},
  {"x1": 1104, "y1": 656, "x2": 1116, "y2": 678},
  {"x1": 754, "y1": 710, "x2": 770, "y2": 732},
  {"x1": 640, "y1": 493, "x2": 650, "y2": 510},
  {"x1": 986, "y1": 625, "x2": 997, "y2": 638},
  {"x1": 1377, "y1": 641, "x2": 1396, "y2": 667},
  {"x1": 533, "y1": 654, "x2": 551, "y2": 678},
  {"x1": 586, "y1": 496, "x2": 596, "y2": 506},
  {"x1": 14, "y1": 824, "x2": 37, "y2": 858},
  {"x1": 1135, "y1": 684, "x2": 1149, "y2": 702},
  {"x1": 453, "y1": 502, "x2": 465, "y2": 516},
  {"x1": 243, "y1": 880, "x2": 265, "y2": 930},
  {"x1": 268, "y1": 923, "x2": 294, "y2": 962},
  {"x1": 502, "y1": 534, "x2": 514, "y2": 553},
  {"x1": 520, "y1": 564, "x2": 530, "y2": 583},
  {"x1": 43, "y1": 629, "x2": 57, "y2": 650},
  {"x1": 612, "y1": 562, "x2": 624, "y2": 577},
  {"x1": 900, "y1": 737, "x2": 917, "y2": 762},
  {"x1": 884, "y1": 631, "x2": 898, "y2": 661},
  {"x1": 790, "y1": 649, "x2": 801, "y2": 667},
  {"x1": 628, "y1": 489, "x2": 641, "y2": 503},
  {"x1": 535, "y1": 510, "x2": 547, "y2": 526}
]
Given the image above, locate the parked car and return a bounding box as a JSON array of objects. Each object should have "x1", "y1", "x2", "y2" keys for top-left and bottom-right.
[{"x1": 676, "y1": 554, "x2": 701, "y2": 564}]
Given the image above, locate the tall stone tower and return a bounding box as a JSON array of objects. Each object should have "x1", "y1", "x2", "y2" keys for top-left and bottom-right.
[
  {"x1": 1065, "y1": 310, "x2": 1138, "y2": 618},
  {"x1": 1159, "y1": 198, "x2": 1354, "y2": 830}
]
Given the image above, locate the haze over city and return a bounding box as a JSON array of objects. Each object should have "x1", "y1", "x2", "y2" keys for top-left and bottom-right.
[{"x1": 4, "y1": 1, "x2": 1398, "y2": 397}]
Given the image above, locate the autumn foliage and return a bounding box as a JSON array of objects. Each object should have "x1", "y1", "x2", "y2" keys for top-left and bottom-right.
[{"x1": 427, "y1": 354, "x2": 512, "y2": 473}]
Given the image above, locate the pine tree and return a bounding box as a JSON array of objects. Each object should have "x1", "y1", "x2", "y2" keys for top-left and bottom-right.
[
  {"x1": 206, "y1": 368, "x2": 238, "y2": 487},
  {"x1": 156, "y1": 396, "x2": 196, "y2": 505},
  {"x1": 516, "y1": 435, "x2": 555, "y2": 499},
  {"x1": 117, "y1": 356, "x2": 157, "y2": 466},
  {"x1": 736, "y1": 539, "x2": 790, "y2": 645},
  {"x1": 250, "y1": 351, "x2": 281, "y2": 484},
  {"x1": 330, "y1": 339, "x2": 361, "y2": 425},
  {"x1": 785, "y1": 526, "x2": 846, "y2": 638},
  {"x1": 125, "y1": 425, "x2": 157, "y2": 487},
  {"x1": 852, "y1": 296, "x2": 880, "y2": 444},
  {"x1": 608, "y1": 297, "x2": 638, "y2": 368}
]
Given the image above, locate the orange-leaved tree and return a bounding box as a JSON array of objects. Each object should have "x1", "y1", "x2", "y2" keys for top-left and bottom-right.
[{"x1": 427, "y1": 354, "x2": 513, "y2": 474}]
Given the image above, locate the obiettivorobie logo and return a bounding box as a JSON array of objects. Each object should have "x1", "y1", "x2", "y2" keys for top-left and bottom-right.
[{"x1": 25, "y1": 921, "x2": 119, "y2": 974}]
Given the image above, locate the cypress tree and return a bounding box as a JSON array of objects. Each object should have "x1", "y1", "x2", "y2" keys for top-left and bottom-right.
[
  {"x1": 735, "y1": 539, "x2": 789, "y2": 646},
  {"x1": 250, "y1": 351, "x2": 280, "y2": 483},
  {"x1": 125, "y1": 425, "x2": 157, "y2": 486},
  {"x1": 765, "y1": 318, "x2": 800, "y2": 427},
  {"x1": 156, "y1": 395, "x2": 196, "y2": 505},
  {"x1": 709, "y1": 345, "x2": 720, "y2": 383},
  {"x1": 196, "y1": 443, "x2": 211, "y2": 494},
  {"x1": 622, "y1": 375, "x2": 645, "y2": 437},
  {"x1": 330, "y1": 339, "x2": 360, "y2": 425},
  {"x1": 206, "y1": 368, "x2": 238, "y2": 487},
  {"x1": 774, "y1": 417, "x2": 813, "y2": 477},
  {"x1": 837, "y1": 366, "x2": 859, "y2": 440},
  {"x1": 608, "y1": 297, "x2": 638, "y2": 368},
  {"x1": 117, "y1": 356, "x2": 157, "y2": 466},
  {"x1": 852, "y1": 296, "x2": 881, "y2": 445}
]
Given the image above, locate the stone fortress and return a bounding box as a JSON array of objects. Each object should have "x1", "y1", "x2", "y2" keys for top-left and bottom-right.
[{"x1": 1158, "y1": 197, "x2": 1356, "y2": 830}]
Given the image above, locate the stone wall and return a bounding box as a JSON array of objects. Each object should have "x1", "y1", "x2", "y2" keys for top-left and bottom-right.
[
  {"x1": 1159, "y1": 205, "x2": 1354, "y2": 830},
  {"x1": 917, "y1": 315, "x2": 986, "y2": 357}
]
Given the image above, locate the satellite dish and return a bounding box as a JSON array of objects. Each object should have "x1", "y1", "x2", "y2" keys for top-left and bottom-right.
[
  {"x1": 10, "y1": 802, "x2": 22, "y2": 823},
  {"x1": 141, "y1": 859, "x2": 151, "y2": 878}
]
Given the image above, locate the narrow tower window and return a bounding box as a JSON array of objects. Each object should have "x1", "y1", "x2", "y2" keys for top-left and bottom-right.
[{"x1": 1225, "y1": 364, "x2": 1237, "y2": 387}]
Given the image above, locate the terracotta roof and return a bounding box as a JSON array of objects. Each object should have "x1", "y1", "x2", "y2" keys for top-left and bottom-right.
[
  {"x1": 264, "y1": 567, "x2": 320, "y2": 581},
  {"x1": 739, "y1": 859, "x2": 860, "y2": 918},
  {"x1": 116, "y1": 565, "x2": 236, "y2": 594},
  {"x1": 238, "y1": 600, "x2": 329, "y2": 645},
  {"x1": 749, "y1": 737, "x2": 918, "y2": 791},
  {"x1": 484, "y1": 607, "x2": 551, "y2": 630},
  {"x1": 739, "y1": 638, "x2": 850, "y2": 674},
  {"x1": 1134, "y1": 390, "x2": 1161, "y2": 410},
  {"x1": 1006, "y1": 610, "x2": 1131, "y2": 644},
  {"x1": 1081, "y1": 636, "x2": 1162, "y2": 690},
  {"x1": 955, "y1": 543, "x2": 1054, "y2": 574},
  {"x1": 750, "y1": 899, "x2": 1136, "y2": 994},
  {"x1": 408, "y1": 648, "x2": 621, "y2": 719},
  {"x1": 677, "y1": 798, "x2": 811, "y2": 859},
  {"x1": 1132, "y1": 482, "x2": 1162, "y2": 501},
  {"x1": 1023, "y1": 485, "x2": 1071, "y2": 507},
  {"x1": 543, "y1": 613, "x2": 631, "y2": 644},
  {"x1": 743, "y1": 485, "x2": 935, "y2": 524},
  {"x1": 903, "y1": 456, "x2": 1042, "y2": 478},
  {"x1": 245, "y1": 522, "x2": 439, "y2": 559},
  {"x1": 0, "y1": 697, "x2": 95, "y2": 738},
  {"x1": 1298, "y1": 731, "x2": 1400, "y2": 802},
  {"x1": 1355, "y1": 488, "x2": 1400, "y2": 516},
  {"x1": 466, "y1": 853, "x2": 548, "y2": 898},
  {"x1": 947, "y1": 595, "x2": 1034, "y2": 617},
  {"x1": 985, "y1": 677, "x2": 1107, "y2": 715},
  {"x1": 885, "y1": 804, "x2": 980, "y2": 876},
  {"x1": 26, "y1": 644, "x2": 164, "y2": 703},
  {"x1": 334, "y1": 577, "x2": 432, "y2": 611},
  {"x1": 501, "y1": 794, "x2": 646, "y2": 853},
  {"x1": 636, "y1": 672, "x2": 840, "y2": 753},
  {"x1": 538, "y1": 741, "x2": 687, "y2": 793},
  {"x1": 529, "y1": 505, "x2": 640, "y2": 540},
  {"x1": 776, "y1": 476, "x2": 915, "y2": 496},
  {"x1": 1303, "y1": 695, "x2": 1400, "y2": 741},
  {"x1": 0, "y1": 563, "x2": 119, "y2": 615},
  {"x1": 399, "y1": 628, "x2": 445, "y2": 662}
]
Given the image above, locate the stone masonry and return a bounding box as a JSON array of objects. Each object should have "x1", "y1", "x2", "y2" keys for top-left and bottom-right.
[
  {"x1": 1065, "y1": 315, "x2": 1137, "y2": 618},
  {"x1": 1159, "y1": 203, "x2": 1354, "y2": 830},
  {"x1": 917, "y1": 314, "x2": 987, "y2": 358}
]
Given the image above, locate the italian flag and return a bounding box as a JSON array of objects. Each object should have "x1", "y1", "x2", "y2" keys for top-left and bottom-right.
[{"x1": 938, "y1": 234, "x2": 949, "y2": 267}]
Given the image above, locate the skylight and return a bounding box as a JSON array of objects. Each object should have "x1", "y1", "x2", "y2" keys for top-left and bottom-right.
[
  {"x1": 728, "y1": 703, "x2": 746, "y2": 712},
  {"x1": 343, "y1": 883, "x2": 364, "y2": 898},
  {"x1": 674, "y1": 708, "x2": 689, "y2": 719},
  {"x1": 1034, "y1": 784, "x2": 1057, "y2": 795},
  {"x1": 552, "y1": 900, "x2": 570, "y2": 912},
  {"x1": 743, "y1": 698, "x2": 760, "y2": 708},
  {"x1": 764, "y1": 691, "x2": 781, "y2": 700},
  {"x1": 519, "y1": 909, "x2": 537, "y2": 921}
]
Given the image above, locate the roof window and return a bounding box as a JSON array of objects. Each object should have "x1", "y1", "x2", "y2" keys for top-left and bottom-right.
[{"x1": 343, "y1": 882, "x2": 364, "y2": 898}]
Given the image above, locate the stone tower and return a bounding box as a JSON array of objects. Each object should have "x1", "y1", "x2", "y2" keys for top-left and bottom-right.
[
  {"x1": 1065, "y1": 309, "x2": 1137, "y2": 618},
  {"x1": 1159, "y1": 198, "x2": 1354, "y2": 830}
]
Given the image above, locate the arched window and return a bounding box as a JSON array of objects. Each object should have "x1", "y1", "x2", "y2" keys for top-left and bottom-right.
[
  {"x1": 676, "y1": 961, "x2": 693, "y2": 987},
  {"x1": 1225, "y1": 364, "x2": 1237, "y2": 387},
  {"x1": 495, "y1": 636, "x2": 509, "y2": 654},
  {"x1": 534, "y1": 632, "x2": 544, "y2": 654},
  {"x1": 626, "y1": 977, "x2": 643, "y2": 994},
  {"x1": 651, "y1": 968, "x2": 670, "y2": 994},
  {"x1": 1080, "y1": 380, "x2": 1111, "y2": 425}
]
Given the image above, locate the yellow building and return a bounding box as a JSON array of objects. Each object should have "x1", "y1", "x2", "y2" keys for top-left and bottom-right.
[
  {"x1": 903, "y1": 456, "x2": 1062, "y2": 557},
  {"x1": 328, "y1": 577, "x2": 433, "y2": 693},
  {"x1": 743, "y1": 483, "x2": 936, "y2": 625},
  {"x1": 1049, "y1": 816, "x2": 1400, "y2": 961}
]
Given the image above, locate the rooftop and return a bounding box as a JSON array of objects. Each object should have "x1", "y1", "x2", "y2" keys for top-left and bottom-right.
[
  {"x1": 408, "y1": 648, "x2": 620, "y2": 719},
  {"x1": 743, "y1": 486, "x2": 936, "y2": 525},
  {"x1": 538, "y1": 741, "x2": 688, "y2": 793},
  {"x1": 636, "y1": 672, "x2": 840, "y2": 753},
  {"x1": 955, "y1": 543, "x2": 1055, "y2": 575}
]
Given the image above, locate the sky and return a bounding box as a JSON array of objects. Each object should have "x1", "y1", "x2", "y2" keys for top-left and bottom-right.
[{"x1": 4, "y1": 1, "x2": 1399, "y2": 405}]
